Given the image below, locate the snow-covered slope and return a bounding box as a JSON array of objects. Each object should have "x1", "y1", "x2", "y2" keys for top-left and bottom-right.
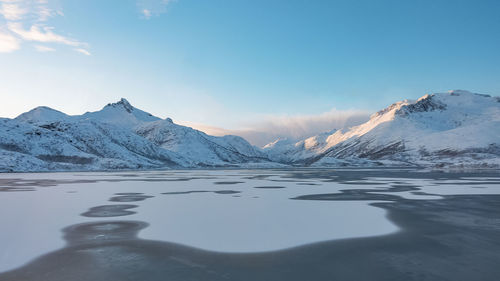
[
  {"x1": 81, "y1": 98, "x2": 161, "y2": 128},
  {"x1": 262, "y1": 130, "x2": 337, "y2": 163},
  {"x1": 84, "y1": 99, "x2": 268, "y2": 166},
  {"x1": 2, "y1": 91, "x2": 499, "y2": 171},
  {"x1": 0, "y1": 98, "x2": 270, "y2": 172},
  {"x1": 265, "y1": 90, "x2": 500, "y2": 168},
  {"x1": 135, "y1": 119, "x2": 267, "y2": 166},
  {"x1": 0, "y1": 117, "x2": 189, "y2": 172},
  {"x1": 15, "y1": 106, "x2": 71, "y2": 124}
]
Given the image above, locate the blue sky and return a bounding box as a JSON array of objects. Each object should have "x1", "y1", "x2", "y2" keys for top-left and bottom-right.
[{"x1": 1, "y1": 0, "x2": 500, "y2": 145}]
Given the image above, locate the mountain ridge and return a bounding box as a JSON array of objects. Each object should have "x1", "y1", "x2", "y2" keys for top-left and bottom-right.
[
  {"x1": 1, "y1": 90, "x2": 499, "y2": 172},
  {"x1": 264, "y1": 90, "x2": 500, "y2": 168},
  {"x1": 0, "y1": 98, "x2": 272, "y2": 171}
]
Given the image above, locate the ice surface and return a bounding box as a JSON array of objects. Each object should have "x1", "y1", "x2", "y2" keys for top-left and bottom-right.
[{"x1": 1, "y1": 170, "x2": 500, "y2": 273}]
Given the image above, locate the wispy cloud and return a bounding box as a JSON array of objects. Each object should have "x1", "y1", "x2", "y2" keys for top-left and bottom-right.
[
  {"x1": 8, "y1": 22, "x2": 79, "y2": 45},
  {"x1": 37, "y1": 5, "x2": 54, "y2": 21},
  {"x1": 75, "y1": 48, "x2": 90, "y2": 56},
  {"x1": 0, "y1": 3, "x2": 27, "y2": 20},
  {"x1": 0, "y1": 0, "x2": 89, "y2": 54},
  {"x1": 0, "y1": 29, "x2": 20, "y2": 52},
  {"x1": 34, "y1": 44, "x2": 54, "y2": 52},
  {"x1": 137, "y1": 0, "x2": 176, "y2": 19},
  {"x1": 179, "y1": 109, "x2": 372, "y2": 147}
]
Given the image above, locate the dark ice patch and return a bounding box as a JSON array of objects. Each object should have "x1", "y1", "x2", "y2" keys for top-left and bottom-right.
[
  {"x1": 162, "y1": 190, "x2": 241, "y2": 195},
  {"x1": 114, "y1": 192, "x2": 144, "y2": 195},
  {"x1": 339, "y1": 181, "x2": 386, "y2": 185},
  {"x1": 161, "y1": 191, "x2": 210, "y2": 195},
  {"x1": 109, "y1": 194, "x2": 154, "y2": 202},
  {"x1": 0, "y1": 186, "x2": 35, "y2": 192},
  {"x1": 292, "y1": 191, "x2": 402, "y2": 201},
  {"x1": 291, "y1": 183, "x2": 423, "y2": 201},
  {"x1": 213, "y1": 181, "x2": 244, "y2": 185},
  {"x1": 214, "y1": 190, "x2": 241, "y2": 194},
  {"x1": 81, "y1": 204, "x2": 138, "y2": 217}
]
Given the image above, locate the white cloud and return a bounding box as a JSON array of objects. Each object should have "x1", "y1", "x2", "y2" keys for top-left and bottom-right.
[
  {"x1": 0, "y1": 0, "x2": 56, "y2": 22},
  {"x1": 34, "y1": 44, "x2": 53, "y2": 52},
  {"x1": 0, "y1": 3, "x2": 27, "y2": 20},
  {"x1": 0, "y1": 0, "x2": 89, "y2": 54},
  {"x1": 142, "y1": 8, "x2": 151, "y2": 19},
  {"x1": 0, "y1": 30, "x2": 20, "y2": 52},
  {"x1": 8, "y1": 22, "x2": 80, "y2": 46},
  {"x1": 36, "y1": 5, "x2": 53, "y2": 21},
  {"x1": 137, "y1": 0, "x2": 176, "y2": 19},
  {"x1": 75, "y1": 48, "x2": 90, "y2": 56},
  {"x1": 179, "y1": 109, "x2": 372, "y2": 147}
]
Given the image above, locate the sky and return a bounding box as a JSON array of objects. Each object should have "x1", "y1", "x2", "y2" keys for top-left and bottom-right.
[{"x1": 1, "y1": 0, "x2": 500, "y2": 146}]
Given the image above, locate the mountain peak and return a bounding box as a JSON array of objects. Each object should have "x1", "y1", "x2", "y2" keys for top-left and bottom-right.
[
  {"x1": 118, "y1": 98, "x2": 131, "y2": 106},
  {"x1": 396, "y1": 93, "x2": 446, "y2": 116},
  {"x1": 106, "y1": 98, "x2": 134, "y2": 113},
  {"x1": 15, "y1": 106, "x2": 69, "y2": 124},
  {"x1": 81, "y1": 98, "x2": 161, "y2": 128}
]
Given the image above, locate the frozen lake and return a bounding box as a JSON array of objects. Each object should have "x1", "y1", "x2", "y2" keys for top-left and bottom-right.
[{"x1": 1, "y1": 169, "x2": 500, "y2": 280}]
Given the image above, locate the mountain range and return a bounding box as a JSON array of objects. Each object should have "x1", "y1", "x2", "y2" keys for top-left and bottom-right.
[{"x1": 1, "y1": 90, "x2": 499, "y2": 171}]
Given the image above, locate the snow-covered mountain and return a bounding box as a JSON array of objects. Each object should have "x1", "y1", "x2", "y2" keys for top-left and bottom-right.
[
  {"x1": 81, "y1": 98, "x2": 161, "y2": 128},
  {"x1": 265, "y1": 90, "x2": 500, "y2": 168},
  {"x1": 0, "y1": 99, "x2": 270, "y2": 172},
  {"x1": 1, "y1": 90, "x2": 499, "y2": 171},
  {"x1": 135, "y1": 120, "x2": 266, "y2": 165}
]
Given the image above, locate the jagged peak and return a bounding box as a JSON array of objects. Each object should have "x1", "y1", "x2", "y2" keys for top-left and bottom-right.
[
  {"x1": 371, "y1": 92, "x2": 449, "y2": 121},
  {"x1": 370, "y1": 90, "x2": 495, "y2": 121},
  {"x1": 79, "y1": 98, "x2": 162, "y2": 128},
  {"x1": 370, "y1": 100, "x2": 410, "y2": 119},
  {"x1": 105, "y1": 98, "x2": 134, "y2": 113},
  {"x1": 396, "y1": 93, "x2": 446, "y2": 116},
  {"x1": 118, "y1": 98, "x2": 131, "y2": 106},
  {"x1": 417, "y1": 94, "x2": 431, "y2": 101}
]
